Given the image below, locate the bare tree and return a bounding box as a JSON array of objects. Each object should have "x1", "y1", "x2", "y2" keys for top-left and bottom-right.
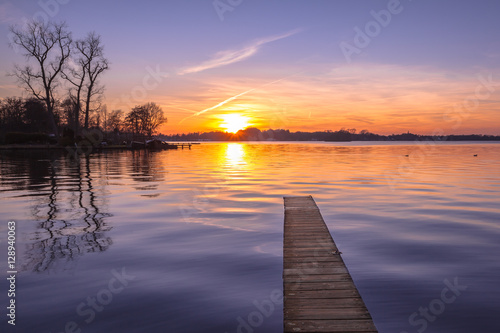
[
  {"x1": 108, "y1": 109, "x2": 123, "y2": 132},
  {"x1": 140, "y1": 102, "x2": 166, "y2": 137},
  {"x1": 133, "y1": 103, "x2": 166, "y2": 138},
  {"x1": 124, "y1": 103, "x2": 166, "y2": 139},
  {"x1": 125, "y1": 108, "x2": 141, "y2": 138},
  {"x1": 9, "y1": 21, "x2": 72, "y2": 137},
  {"x1": 76, "y1": 32, "x2": 109, "y2": 130},
  {"x1": 0, "y1": 97, "x2": 25, "y2": 130},
  {"x1": 60, "y1": 97, "x2": 79, "y2": 131},
  {"x1": 61, "y1": 54, "x2": 86, "y2": 134}
]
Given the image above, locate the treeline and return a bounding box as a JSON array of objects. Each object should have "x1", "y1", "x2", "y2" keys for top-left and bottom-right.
[
  {"x1": 160, "y1": 127, "x2": 500, "y2": 142},
  {"x1": 0, "y1": 97, "x2": 166, "y2": 144},
  {"x1": 1, "y1": 20, "x2": 166, "y2": 145}
]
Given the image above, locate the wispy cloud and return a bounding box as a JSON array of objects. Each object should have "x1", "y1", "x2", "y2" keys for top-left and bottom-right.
[
  {"x1": 179, "y1": 72, "x2": 302, "y2": 123},
  {"x1": 170, "y1": 63, "x2": 500, "y2": 134},
  {"x1": 346, "y1": 117, "x2": 375, "y2": 125},
  {"x1": 178, "y1": 28, "x2": 302, "y2": 75},
  {"x1": 179, "y1": 88, "x2": 255, "y2": 123}
]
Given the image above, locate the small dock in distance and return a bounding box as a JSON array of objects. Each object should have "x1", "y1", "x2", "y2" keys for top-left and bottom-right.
[
  {"x1": 167, "y1": 142, "x2": 200, "y2": 149},
  {"x1": 283, "y1": 196, "x2": 377, "y2": 333}
]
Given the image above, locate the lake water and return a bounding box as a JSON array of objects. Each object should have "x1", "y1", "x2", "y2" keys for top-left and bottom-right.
[{"x1": 1, "y1": 142, "x2": 499, "y2": 333}]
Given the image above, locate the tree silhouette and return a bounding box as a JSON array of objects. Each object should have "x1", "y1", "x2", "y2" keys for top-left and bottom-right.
[
  {"x1": 125, "y1": 102, "x2": 166, "y2": 139},
  {"x1": 63, "y1": 31, "x2": 109, "y2": 133},
  {"x1": 9, "y1": 21, "x2": 72, "y2": 137}
]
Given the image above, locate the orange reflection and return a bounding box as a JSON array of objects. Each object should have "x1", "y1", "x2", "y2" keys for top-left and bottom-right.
[{"x1": 225, "y1": 143, "x2": 246, "y2": 168}]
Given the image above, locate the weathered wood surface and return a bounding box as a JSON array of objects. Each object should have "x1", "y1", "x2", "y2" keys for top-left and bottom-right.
[{"x1": 283, "y1": 196, "x2": 377, "y2": 333}]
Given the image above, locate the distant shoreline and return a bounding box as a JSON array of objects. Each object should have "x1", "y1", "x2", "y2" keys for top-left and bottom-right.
[
  {"x1": 159, "y1": 128, "x2": 500, "y2": 142},
  {"x1": 1, "y1": 140, "x2": 500, "y2": 151}
]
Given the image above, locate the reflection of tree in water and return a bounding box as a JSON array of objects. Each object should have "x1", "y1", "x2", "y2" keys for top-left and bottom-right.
[
  {"x1": 129, "y1": 150, "x2": 165, "y2": 197},
  {"x1": 0, "y1": 149, "x2": 165, "y2": 272},
  {"x1": 3, "y1": 152, "x2": 114, "y2": 272}
]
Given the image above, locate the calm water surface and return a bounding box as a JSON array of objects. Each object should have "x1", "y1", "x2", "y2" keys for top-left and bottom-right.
[{"x1": 0, "y1": 142, "x2": 499, "y2": 332}]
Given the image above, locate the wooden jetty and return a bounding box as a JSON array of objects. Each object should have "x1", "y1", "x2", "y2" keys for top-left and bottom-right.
[
  {"x1": 283, "y1": 196, "x2": 377, "y2": 333},
  {"x1": 140, "y1": 140, "x2": 195, "y2": 150},
  {"x1": 167, "y1": 142, "x2": 199, "y2": 149}
]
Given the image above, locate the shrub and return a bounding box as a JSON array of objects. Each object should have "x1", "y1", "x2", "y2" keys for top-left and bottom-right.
[{"x1": 4, "y1": 132, "x2": 50, "y2": 144}]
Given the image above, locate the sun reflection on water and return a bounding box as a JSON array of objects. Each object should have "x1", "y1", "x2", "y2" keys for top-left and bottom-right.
[{"x1": 224, "y1": 143, "x2": 247, "y2": 168}]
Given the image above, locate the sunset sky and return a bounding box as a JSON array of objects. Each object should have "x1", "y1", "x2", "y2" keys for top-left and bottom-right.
[{"x1": 1, "y1": 0, "x2": 500, "y2": 135}]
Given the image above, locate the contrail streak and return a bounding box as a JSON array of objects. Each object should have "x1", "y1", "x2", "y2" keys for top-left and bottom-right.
[{"x1": 179, "y1": 72, "x2": 302, "y2": 124}]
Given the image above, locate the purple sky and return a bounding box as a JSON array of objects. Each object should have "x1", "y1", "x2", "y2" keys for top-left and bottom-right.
[{"x1": 1, "y1": 0, "x2": 499, "y2": 134}]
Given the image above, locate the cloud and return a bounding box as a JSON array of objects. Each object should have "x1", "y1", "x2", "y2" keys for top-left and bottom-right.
[
  {"x1": 346, "y1": 117, "x2": 375, "y2": 125},
  {"x1": 178, "y1": 72, "x2": 302, "y2": 123},
  {"x1": 179, "y1": 87, "x2": 255, "y2": 123},
  {"x1": 178, "y1": 28, "x2": 302, "y2": 75}
]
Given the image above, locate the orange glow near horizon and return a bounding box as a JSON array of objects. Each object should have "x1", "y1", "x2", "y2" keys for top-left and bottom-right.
[
  {"x1": 219, "y1": 114, "x2": 251, "y2": 133},
  {"x1": 151, "y1": 63, "x2": 500, "y2": 136}
]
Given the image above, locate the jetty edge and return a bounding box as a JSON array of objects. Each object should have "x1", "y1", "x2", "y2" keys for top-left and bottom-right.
[{"x1": 283, "y1": 195, "x2": 378, "y2": 333}]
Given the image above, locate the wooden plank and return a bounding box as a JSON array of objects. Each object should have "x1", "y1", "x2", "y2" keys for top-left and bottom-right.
[
  {"x1": 285, "y1": 319, "x2": 377, "y2": 332},
  {"x1": 285, "y1": 297, "x2": 366, "y2": 308},
  {"x1": 285, "y1": 274, "x2": 354, "y2": 283},
  {"x1": 285, "y1": 307, "x2": 373, "y2": 320},
  {"x1": 284, "y1": 282, "x2": 356, "y2": 291},
  {"x1": 285, "y1": 289, "x2": 361, "y2": 299},
  {"x1": 283, "y1": 196, "x2": 377, "y2": 333}
]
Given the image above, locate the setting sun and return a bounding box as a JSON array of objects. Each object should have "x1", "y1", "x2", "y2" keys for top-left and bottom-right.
[{"x1": 219, "y1": 114, "x2": 250, "y2": 133}]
